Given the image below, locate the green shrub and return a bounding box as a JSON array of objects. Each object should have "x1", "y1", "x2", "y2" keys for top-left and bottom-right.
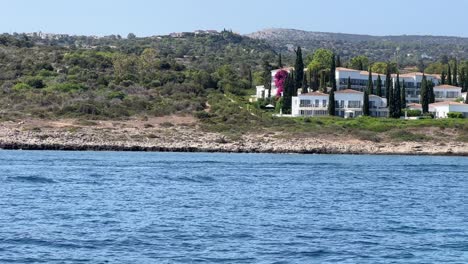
[
  {"x1": 108, "y1": 91, "x2": 126, "y2": 100},
  {"x1": 421, "y1": 113, "x2": 434, "y2": 119},
  {"x1": 24, "y1": 77, "x2": 45, "y2": 88},
  {"x1": 194, "y1": 111, "x2": 213, "y2": 119},
  {"x1": 389, "y1": 130, "x2": 431, "y2": 142},
  {"x1": 37, "y1": 69, "x2": 58, "y2": 77},
  {"x1": 447, "y1": 112, "x2": 464, "y2": 119},
  {"x1": 12, "y1": 82, "x2": 32, "y2": 91},
  {"x1": 405, "y1": 109, "x2": 422, "y2": 117}
]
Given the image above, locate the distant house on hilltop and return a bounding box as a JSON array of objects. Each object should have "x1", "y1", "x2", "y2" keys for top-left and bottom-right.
[{"x1": 194, "y1": 30, "x2": 220, "y2": 35}]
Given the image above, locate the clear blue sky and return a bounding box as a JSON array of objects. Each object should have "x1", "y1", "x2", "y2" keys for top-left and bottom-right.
[{"x1": 2, "y1": 0, "x2": 468, "y2": 37}]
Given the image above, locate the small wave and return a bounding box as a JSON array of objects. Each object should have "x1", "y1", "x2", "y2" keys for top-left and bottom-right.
[
  {"x1": 297, "y1": 249, "x2": 331, "y2": 257},
  {"x1": 164, "y1": 175, "x2": 216, "y2": 183},
  {"x1": 7, "y1": 175, "x2": 56, "y2": 184}
]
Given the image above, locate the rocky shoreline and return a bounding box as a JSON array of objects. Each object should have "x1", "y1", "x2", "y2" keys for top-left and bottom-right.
[
  {"x1": 1, "y1": 142, "x2": 467, "y2": 156},
  {"x1": 0, "y1": 118, "x2": 467, "y2": 156}
]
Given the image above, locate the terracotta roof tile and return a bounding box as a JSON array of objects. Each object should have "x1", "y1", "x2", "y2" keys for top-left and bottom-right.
[
  {"x1": 335, "y1": 89, "x2": 363, "y2": 94},
  {"x1": 299, "y1": 91, "x2": 327, "y2": 96},
  {"x1": 407, "y1": 103, "x2": 422, "y2": 108},
  {"x1": 434, "y1": 84, "x2": 461, "y2": 89},
  {"x1": 336, "y1": 67, "x2": 359, "y2": 72},
  {"x1": 430, "y1": 101, "x2": 467, "y2": 106}
]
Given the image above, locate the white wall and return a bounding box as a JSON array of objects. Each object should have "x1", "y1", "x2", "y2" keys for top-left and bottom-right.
[{"x1": 434, "y1": 87, "x2": 462, "y2": 101}]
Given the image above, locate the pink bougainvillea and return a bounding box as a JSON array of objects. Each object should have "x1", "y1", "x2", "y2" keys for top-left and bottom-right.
[{"x1": 274, "y1": 70, "x2": 288, "y2": 97}]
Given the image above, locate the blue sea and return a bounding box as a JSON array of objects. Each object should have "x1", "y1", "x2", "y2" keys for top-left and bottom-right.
[{"x1": 0, "y1": 151, "x2": 467, "y2": 263}]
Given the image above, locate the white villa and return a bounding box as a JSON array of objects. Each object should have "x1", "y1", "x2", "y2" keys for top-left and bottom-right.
[
  {"x1": 408, "y1": 102, "x2": 468, "y2": 118},
  {"x1": 292, "y1": 89, "x2": 388, "y2": 118}
]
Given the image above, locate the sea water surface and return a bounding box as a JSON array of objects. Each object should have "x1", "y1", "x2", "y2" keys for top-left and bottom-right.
[{"x1": 0, "y1": 151, "x2": 467, "y2": 263}]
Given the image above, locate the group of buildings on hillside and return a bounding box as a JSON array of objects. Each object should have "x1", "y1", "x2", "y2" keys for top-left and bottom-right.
[
  {"x1": 256, "y1": 67, "x2": 468, "y2": 118},
  {"x1": 169, "y1": 30, "x2": 220, "y2": 38}
]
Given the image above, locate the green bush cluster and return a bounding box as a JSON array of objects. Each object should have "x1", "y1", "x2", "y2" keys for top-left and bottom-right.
[{"x1": 447, "y1": 112, "x2": 464, "y2": 119}]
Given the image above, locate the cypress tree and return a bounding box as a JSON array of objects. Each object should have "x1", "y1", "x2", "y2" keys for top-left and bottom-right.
[
  {"x1": 282, "y1": 72, "x2": 294, "y2": 113},
  {"x1": 291, "y1": 71, "x2": 297, "y2": 96},
  {"x1": 388, "y1": 81, "x2": 394, "y2": 118},
  {"x1": 319, "y1": 71, "x2": 326, "y2": 92},
  {"x1": 262, "y1": 60, "x2": 272, "y2": 99},
  {"x1": 385, "y1": 68, "x2": 392, "y2": 103},
  {"x1": 302, "y1": 72, "x2": 309, "y2": 94},
  {"x1": 314, "y1": 70, "x2": 320, "y2": 91},
  {"x1": 401, "y1": 80, "x2": 406, "y2": 109},
  {"x1": 393, "y1": 74, "x2": 401, "y2": 118},
  {"x1": 453, "y1": 60, "x2": 458, "y2": 86},
  {"x1": 367, "y1": 68, "x2": 374, "y2": 94},
  {"x1": 277, "y1": 53, "x2": 283, "y2": 68},
  {"x1": 376, "y1": 75, "x2": 383, "y2": 97},
  {"x1": 465, "y1": 69, "x2": 468, "y2": 92},
  {"x1": 447, "y1": 64, "x2": 452, "y2": 85},
  {"x1": 358, "y1": 61, "x2": 363, "y2": 71},
  {"x1": 248, "y1": 68, "x2": 253, "y2": 89},
  {"x1": 294, "y1": 47, "x2": 304, "y2": 89},
  {"x1": 428, "y1": 80, "x2": 435, "y2": 103},
  {"x1": 330, "y1": 54, "x2": 337, "y2": 91},
  {"x1": 347, "y1": 76, "x2": 352, "y2": 89},
  {"x1": 363, "y1": 90, "x2": 370, "y2": 116},
  {"x1": 465, "y1": 69, "x2": 468, "y2": 93},
  {"x1": 460, "y1": 68, "x2": 466, "y2": 92},
  {"x1": 328, "y1": 89, "x2": 335, "y2": 116},
  {"x1": 336, "y1": 55, "x2": 341, "y2": 67},
  {"x1": 311, "y1": 70, "x2": 319, "y2": 91},
  {"x1": 441, "y1": 71, "x2": 446, "y2": 84},
  {"x1": 420, "y1": 75, "x2": 429, "y2": 113}
]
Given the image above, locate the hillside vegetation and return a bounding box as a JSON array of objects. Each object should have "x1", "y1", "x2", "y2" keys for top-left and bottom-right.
[
  {"x1": 0, "y1": 31, "x2": 275, "y2": 119},
  {"x1": 247, "y1": 28, "x2": 468, "y2": 66}
]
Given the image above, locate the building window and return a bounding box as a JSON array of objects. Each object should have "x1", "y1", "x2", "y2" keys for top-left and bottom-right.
[
  {"x1": 300, "y1": 100, "x2": 312, "y2": 107},
  {"x1": 447, "y1": 92, "x2": 458, "y2": 98},
  {"x1": 348, "y1": 101, "x2": 361, "y2": 108}
]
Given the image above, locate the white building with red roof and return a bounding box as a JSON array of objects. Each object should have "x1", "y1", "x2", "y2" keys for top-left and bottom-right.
[{"x1": 292, "y1": 89, "x2": 388, "y2": 118}]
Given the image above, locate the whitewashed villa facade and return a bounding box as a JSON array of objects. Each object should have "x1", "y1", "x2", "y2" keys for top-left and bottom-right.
[{"x1": 291, "y1": 89, "x2": 388, "y2": 118}]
